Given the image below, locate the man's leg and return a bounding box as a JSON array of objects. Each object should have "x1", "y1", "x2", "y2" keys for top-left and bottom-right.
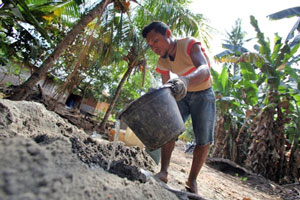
[
  {"x1": 187, "y1": 88, "x2": 216, "y2": 194},
  {"x1": 154, "y1": 139, "x2": 176, "y2": 183},
  {"x1": 186, "y1": 143, "x2": 210, "y2": 194}
]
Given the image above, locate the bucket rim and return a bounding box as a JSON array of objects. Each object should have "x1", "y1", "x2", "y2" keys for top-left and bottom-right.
[{"x1": 117, "y1": 86, "x2": 172, "y2": 119}]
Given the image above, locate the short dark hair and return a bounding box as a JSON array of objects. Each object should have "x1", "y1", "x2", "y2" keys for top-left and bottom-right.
[{"x1": 142, "y1": 21, "x2": 170, "y2": 38}]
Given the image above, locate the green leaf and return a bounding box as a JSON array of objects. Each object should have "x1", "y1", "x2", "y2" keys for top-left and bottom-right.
[
  {"x1": 262, "y1": 103, "x2": 277, "y2": 111},
  {"x1": 293, "y1": 94, "x2": 300, "y2": 106},
  {"x1": 10, "y1": 7, "x2": 25, "y2": 20},
  {"x1": 271, "y1": 34, "x2": 282, "y2": 62},
  {"x1": 242, "y1": 177, "x2": 248, "y2": 181},
  {"x1": 211, "y1": 67, "x2": 223, "y2": 93},
  {"x1": 250, "y1": 15, "x2": 271, "y2": 60},
  {"x1": 285, "y1": 65, "x2": 300, "y2": 83},
  {"x1": 14, "y1": 66, "x2": 21, "y2": 75},
  {"x1": 284, "y1": 40, "x2": 300, "y2": 64},
  {"x1": 220, "y1": 66, "x2": 229, "y2": 95},
  {"x1": 243, "y1": 80, "x2": 258, "y2": 105},
  {"x1": 14, "y1": 0, "x2": 53, "y2": 45},
  {"x1": 267, "y1": 6, "x2": 300, "y2": 20},
  {"x1": 240, "y1": 62, "x2": 258, "y2": 80}
]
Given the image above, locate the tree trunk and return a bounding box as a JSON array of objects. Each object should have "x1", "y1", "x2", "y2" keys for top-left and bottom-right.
[
  {"x1": 212, "y1": 115, "x2": 231, "y2": 159},
  {"x1": 99, "y1": 64, "x2": 135, "y2": 131},
  {"x1": 245, "y1": 91, "x2": 288, "y2": 183},
  {"x1": 50, "y1": 19, "x2": 99, "y2": 111},
  {"x1": 9, "y1": 0, "x2": 113, "y2": 100}
]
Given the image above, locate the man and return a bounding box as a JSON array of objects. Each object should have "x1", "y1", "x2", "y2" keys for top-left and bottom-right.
[{"x1": 142, "y1": 21, "x2": 216, "y2": 194}]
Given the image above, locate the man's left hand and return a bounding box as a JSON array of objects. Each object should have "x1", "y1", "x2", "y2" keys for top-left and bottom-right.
[{"x1": 166, "y1": 76, "x2": 189, "y2": 101}]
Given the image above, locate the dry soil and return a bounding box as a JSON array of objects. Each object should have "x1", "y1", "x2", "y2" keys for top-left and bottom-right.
[{"x1": 0, "y1": 99, "x2": 298, "y2": 200}]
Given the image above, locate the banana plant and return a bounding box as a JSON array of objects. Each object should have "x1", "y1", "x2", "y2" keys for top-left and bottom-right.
[
  {"x1": 266, "y1": 7, "x2": 300, "y2": 182},
  {"x1": 214, "y1": 13, "x2": 300, "y2": 183},
  {"x1": 212, "y1": 19, "x2": 257, "y2": 164},
  {"x1": 267, "y1": 6, "x2": 300, "y2": 43},
  {"x1": 240, "y1": 15, "x2": 300, "y2": 183},
  {"x1": 211, "y1": 65, "x2": 251, "y2": 163},
  {"x1": 214, "y1": 18, "x2": 254, "y2": 77}
]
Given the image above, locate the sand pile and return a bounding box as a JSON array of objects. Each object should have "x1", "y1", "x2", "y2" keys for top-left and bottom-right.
[{"x1": 0, "y1": 99, "x2": 178, "y2": 200}]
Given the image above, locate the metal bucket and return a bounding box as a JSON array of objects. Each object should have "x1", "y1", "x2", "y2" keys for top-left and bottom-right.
[{"x1": 119, "y1": 87, "x2": 185, "y2": 151}]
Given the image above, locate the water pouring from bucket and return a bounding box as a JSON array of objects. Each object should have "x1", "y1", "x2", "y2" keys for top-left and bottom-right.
[
  {"x1": 118, "y1": 86, "x2": 185, "y2": 151},
  {"x1": 107, "y1": 119, "x2": 120, "y2": 171}
]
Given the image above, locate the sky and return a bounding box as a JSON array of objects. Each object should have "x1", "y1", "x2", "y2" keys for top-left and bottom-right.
[{"x1": 189, "y1": 0, "x2": 300, "y2": 58}]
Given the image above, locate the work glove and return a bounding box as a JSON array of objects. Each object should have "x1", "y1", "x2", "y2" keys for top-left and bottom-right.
[{"x1": 166, "y1": 76, "x2": 190, "y2": 101}]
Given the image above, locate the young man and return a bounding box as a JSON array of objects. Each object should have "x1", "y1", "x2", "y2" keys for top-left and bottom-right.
[{"x1": 142, "y1": 21, "x2": 216, "y2": 194}]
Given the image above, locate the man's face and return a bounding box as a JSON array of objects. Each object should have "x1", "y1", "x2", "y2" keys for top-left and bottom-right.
[{"x1": 146, "y1": 30, "x2": 170, "y2": 58}]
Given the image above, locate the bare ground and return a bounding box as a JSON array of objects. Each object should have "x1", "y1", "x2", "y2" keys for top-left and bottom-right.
[
  {"x1": 0, "y1": 99, "x2": 299, "y2": 200},
  {"x1": 165, "y1": 141, "x2": 299, "y2": 200}
]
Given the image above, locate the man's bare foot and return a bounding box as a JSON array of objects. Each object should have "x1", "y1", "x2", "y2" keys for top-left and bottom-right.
[
  {"x1": 185, "y1": 180, "x2": 198, "y2": 194},
  {"x1": 153, "y1": 171, "x2": 168, "y2": 183}
]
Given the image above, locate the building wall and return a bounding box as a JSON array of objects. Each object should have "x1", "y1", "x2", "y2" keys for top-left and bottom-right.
[
  {"x1": 40, "y1": 77, "x2": 69, "y2": 103},
  {"x1": 80, "y1": 99, "x2": 109, "y2": 115},
  {"x1": 0, "y1": 65, "x2": 69, "y2": 103},
  {"x1": 95, "y1": 102, "x2": 109, "y2": 113},
  {"x1": 80, "y1": 103, "x2": 95, "y2": 114},
  {"x1": 1, "y1": 65, "x2": 107, "y2": 111},
  {"x1": 81, "y1": 98, "x2": 97, "y2": 107}
]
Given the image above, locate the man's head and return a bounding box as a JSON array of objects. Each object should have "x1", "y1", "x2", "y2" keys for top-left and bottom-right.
[
  {"x1": 142, "y1": 21, "x2": 170, "y2": 38},
  {"x1": 142, "y1": 21, "x2": 172, "y2": 58}
]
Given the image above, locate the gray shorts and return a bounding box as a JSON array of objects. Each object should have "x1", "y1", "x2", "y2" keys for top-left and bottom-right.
[{"x1": 177, "y1": 87, "x2": 216, "y2": 146}]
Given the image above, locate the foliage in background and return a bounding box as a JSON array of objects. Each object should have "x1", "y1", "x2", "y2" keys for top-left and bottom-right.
[
  {"x1": 213, "y1": 10, "x2": 300, "y2": 183},
  {"x1": 0, "y1": 0, "x2": 83, "y2": 67},
  {"x1": 178, "y1": 117, "x2": 194, "y2": 142},
  {"x1": 2, "y1": 0, "x2": 299, "y2": 185},
  {"x1": 211, "y1": 19, "x2": 254, "y2": 164},
  {"x1": 1, "y1": 0, "x2": 212, "y2": 119}
]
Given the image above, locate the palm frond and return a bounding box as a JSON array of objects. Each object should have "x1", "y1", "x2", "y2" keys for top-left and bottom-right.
[
  {"x1": 289, "y1": 33, "x2": 300, "y2": 48},
  {"x1": 11, "y1": 0, "x2": 52, "y2": 44},
  {"x1": 286, "y1": 18, "x2": 300, "y2": 42},
  {"x1": 267, "y1": 6, "x2": 300, "y2": 20}
]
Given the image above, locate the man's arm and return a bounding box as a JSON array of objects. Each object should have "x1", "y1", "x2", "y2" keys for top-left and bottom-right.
[
  {"x1": 162, "y1": 43, "x2": 211, "y2": 101},
  {"x1": 161, "y1": 73, "x2": 170, "y2": 84},
  {"x1": 184, "y1": 43, "x2": 210, "y2": 87}
]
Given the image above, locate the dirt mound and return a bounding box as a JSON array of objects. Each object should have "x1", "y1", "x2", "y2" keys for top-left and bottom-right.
[
  {"x1": 70, "y1": 137, "x2": 155, "y2": 182},
  {"x1": 0, "y1": 99, "x2": 86, "y2": 141},
  {"x1": 0, "y1": 99, "x2": 178, "y2": 200},
  {"x1": 0, "y1": 136, "x2": 178, "y2": 200},
  {"x1": 1, "y1": 99, "x2": 299, "y2": 200}
]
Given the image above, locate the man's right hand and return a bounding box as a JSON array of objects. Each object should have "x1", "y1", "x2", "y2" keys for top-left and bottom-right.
[{"x1": 166, "y1": 76, "x2": 189, "y2": 101}]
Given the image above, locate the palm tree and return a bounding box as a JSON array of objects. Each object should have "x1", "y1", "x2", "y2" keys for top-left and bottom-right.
[
  {"x1": 6, "y1": 0, "x2": 213, "y2": 134},
  {"x1": 135, "y1": 0, "x2": 212, "y2": 46},
  {"x1": 98, "y1": 11, "x2": 147, "y2": 131},
  {"x1": 0, "y1": 0, "x2": 84, "y2": 65},
  {"x1": 9, "y1": 0, "x2": 113, "y2": 100},
  {"x1": 98, "y1": 0, "x2": 213, "y2": 131},
  {"x1": 214, "y1": 18, "x2": 252, "y2": 76}
]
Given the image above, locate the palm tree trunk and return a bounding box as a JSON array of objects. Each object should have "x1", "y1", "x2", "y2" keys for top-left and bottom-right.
[
  {"x1": 49, "y1": 18, "x2": 99, "y2": 110},
  {"x1": 99, "y1": 64, "x2": 135, "y2": 131},
  {"x1": 9, "y1": 0, "x2": 113, "y2": 100}
]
